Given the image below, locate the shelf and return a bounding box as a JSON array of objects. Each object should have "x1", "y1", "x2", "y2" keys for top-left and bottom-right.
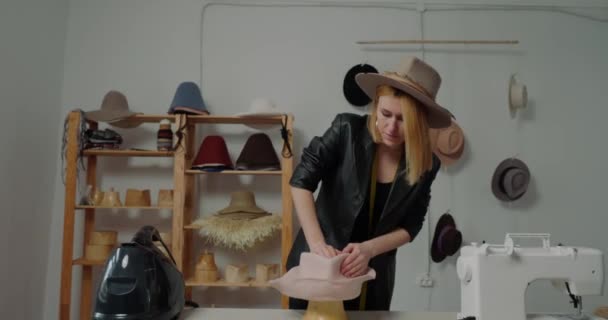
[
  {"x1": 186, "y1": 170, "x2": 282, "y2": 175},
  {"x1": 82, "y1": 149, "x2": 174, "y2": 157},
  {"x1": 76, "y1": 205, "x2": 172, "y2": 210},
  {"x1": 73, "y1": 258, "x2": 106, "y2": 266},
  {"x1": 186, "y1": 278, "x2": 271, "y2": 288},
  {"x1": 86, "y1": 114, "x2": 176, "y2": 124},
  {"x1": 187, "y1": 115, "x2": 285, "y2": 125}
]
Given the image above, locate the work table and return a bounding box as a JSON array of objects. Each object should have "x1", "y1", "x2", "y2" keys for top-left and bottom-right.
[{"x1": 180, "y1": 308, "x2": 456, "y2": 319}]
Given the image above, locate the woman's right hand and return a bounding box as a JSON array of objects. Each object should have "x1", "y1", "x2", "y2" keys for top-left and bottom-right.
[{"x1": 309, "y1": 241, "x2": 341, "y2": 258}]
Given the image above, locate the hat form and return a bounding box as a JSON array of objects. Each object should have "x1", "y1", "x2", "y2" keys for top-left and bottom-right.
[
  {"x1": 343, "y1": 63, "x2": 378, "y2": 107},
  {"x1": 509, "y1": 74, "x2": 528, "y2": 117},
  {"x1": 218, "y1": 191, "x2": 269, "y2": 216},
  {"x1": 85, "y1": 91, "x2": 143, "y2": 128},
  {"x1": 235, "y1": 98, "x2": 283, "y2": 117},
  {"x1": 236, "y1": 133, "x2": 281, "y2": 171},
  {"x1": 355, "y1": 56, "x2": 452, "y2": 128},
  {"x1": 492, "y1": 158, "x2": 530, "y2": 201},
  {"x1": 429, "y1": 118, "x2": 465, "y2": 166},
  {"x1": 168, "y1": 81, "x2": 209, "y2": 115},
  {"x1": 269, "y1": 253, "x2": 376, "y2": 301},
  {"x1": 431, "y1": 213, "x2": 463, "y2": 263},
  {"x1": 191, "y1": 136, "x2": 233, "y2": 171}
]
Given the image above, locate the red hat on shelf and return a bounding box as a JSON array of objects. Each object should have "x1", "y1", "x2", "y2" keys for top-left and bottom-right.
[{"x1": 191, "y1": 136, "x2": 234, "y2": 171}]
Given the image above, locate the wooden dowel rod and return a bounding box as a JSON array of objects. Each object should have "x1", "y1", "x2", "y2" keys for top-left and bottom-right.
[{"x1": 357, "y1": 40, "x2": 519, "y2": 45}]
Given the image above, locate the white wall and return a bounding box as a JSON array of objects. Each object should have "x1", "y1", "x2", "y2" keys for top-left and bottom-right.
[
  {"x1": 45, "y1": 0, "x2": 608, "y2": 318},
  {"x1": 0, "y1": 0, "x2": 69, "y2": 319}
]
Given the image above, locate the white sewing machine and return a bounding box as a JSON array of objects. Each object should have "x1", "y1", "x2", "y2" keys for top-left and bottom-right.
[{"x1": 456, "y1": 233, "x2": 604, "y2": 320}]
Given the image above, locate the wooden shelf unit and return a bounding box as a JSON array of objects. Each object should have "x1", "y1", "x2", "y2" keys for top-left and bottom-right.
[
  {"x1": 60, "y1": 112, "x2": 188, "y2": 320},
  {"x1": 178, "y1": 114, "x2": 294, "y2": 309},
  {"x1": 59, "y1": 111, "x2": 294, "y2": 319}
]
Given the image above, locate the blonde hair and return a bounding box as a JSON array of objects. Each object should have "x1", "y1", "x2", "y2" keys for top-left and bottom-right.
[{"x1": 367, "y1": 85, "x2": 433, "y2": 185}]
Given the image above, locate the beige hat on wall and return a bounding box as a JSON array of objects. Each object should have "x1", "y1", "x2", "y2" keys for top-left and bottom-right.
[
  {"x1": 429, "y1": 118, "x2": 465, "y2": 166},
  {"x1": 509, "y1": 74, "x2": 528, "y2": 117}
]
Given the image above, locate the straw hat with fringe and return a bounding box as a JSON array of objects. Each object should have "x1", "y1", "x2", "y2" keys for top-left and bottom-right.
[{"x1": 192, "y1": 191, "x2": 282, "y2": 250}]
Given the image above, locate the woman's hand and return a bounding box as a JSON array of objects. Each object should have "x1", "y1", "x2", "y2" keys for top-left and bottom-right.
[
  {"x1": 340, "y1": 242, "x2": 374, "y2": 277},
  {"x1": 309, "y1": 241, "x2": 341, "y2": 258}
]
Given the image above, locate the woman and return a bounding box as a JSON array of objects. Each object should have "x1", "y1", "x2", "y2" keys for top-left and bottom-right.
[{"x1": 286, "y1": 56, "x2": 453, "y2": 310}]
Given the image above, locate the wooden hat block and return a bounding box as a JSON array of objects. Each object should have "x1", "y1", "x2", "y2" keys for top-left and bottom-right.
[
  {"x1": 255, "y1": 263, "x2": 280, "y2": 284},
  {"x1": 124, "y1": 189, "x2": 151, "y2": 207},
  {"x1": 303, "y1": 300, "x2": 347, "y2": 320},
  {"x1": 157, "y1": 189, "x2": 174, "y2": 207},
  {"x1": 225, "y1": 264, "x2": 248, "y2": 283},
  {"x1": 85, "y1": 230, "x2": 118, "y2": 261},
  {"x1": 100, "y1": 188, "x2": 122, "y2": 207},
  {"x1": 195, "y1": 251, "x2": 219, "y2": 282}
]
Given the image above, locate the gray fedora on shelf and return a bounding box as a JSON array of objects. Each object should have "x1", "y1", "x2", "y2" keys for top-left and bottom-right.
[
  {"x1": 84, "y1": 90, "x2": 143, "y2": 128},
  {"x1": 491, "y1": 158, "x2": 530, "y2": 201},
  {"x1": 355, "y1": 56, "x2": 452, "y2": 128}
]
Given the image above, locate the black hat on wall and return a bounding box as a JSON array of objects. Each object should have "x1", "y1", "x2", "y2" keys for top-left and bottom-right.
[{"x1": 343, "y1": 63, "x2": 378, "y2": 107}]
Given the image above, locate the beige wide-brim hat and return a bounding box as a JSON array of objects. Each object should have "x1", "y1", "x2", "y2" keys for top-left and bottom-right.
[
  {"x1": 355, "y1": 56, "x2": 452, "y2": 129},
  {"x1": 85, "y1": 90, "x2": 143, "y2": 128},
  {"x1": 429, "y1": 118, "x2": 465, "y2": 166},
  {"x1": 269, "y1": 252, "x2": 376, "y2": 301},
  {"x1": 217, "y1": 190, "x2": 268, "y2": 215},
  {"x1": 235, "y1": 98, "x2": 283, "y2": 117}
]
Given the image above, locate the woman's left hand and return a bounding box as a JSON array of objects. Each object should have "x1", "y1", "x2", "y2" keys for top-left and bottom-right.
[{"x1": 340, "y1": 242, "x2": 374, "y2": 277}]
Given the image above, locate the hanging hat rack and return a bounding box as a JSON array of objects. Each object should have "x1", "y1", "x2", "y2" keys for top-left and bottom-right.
[{"x1": 356, "y1": 39, "x2": 519, "y2": 45}]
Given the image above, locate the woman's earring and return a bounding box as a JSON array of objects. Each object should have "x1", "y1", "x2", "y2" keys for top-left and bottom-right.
[{"x1": 375, "y1": 120, "x2": 378, "y2": 128}]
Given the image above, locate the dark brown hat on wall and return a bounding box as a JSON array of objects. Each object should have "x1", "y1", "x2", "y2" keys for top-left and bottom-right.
[
  {"x1": 491, "y1": 158, "x2": 530, "y2": 201},
  {"x1": 431, "y1": 213, "x2": 463, "y2": 263},
  {"x1": 236, "y1": 133, "x2": 281, "y2": 171}
]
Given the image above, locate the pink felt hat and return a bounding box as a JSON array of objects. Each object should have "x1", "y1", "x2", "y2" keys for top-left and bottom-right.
[{"x1": 269, "y1": 252, "x2": 375, "y2": 301}]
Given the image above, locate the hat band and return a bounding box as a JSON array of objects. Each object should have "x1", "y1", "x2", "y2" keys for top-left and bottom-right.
[{"x1": 384, "y1": 72, "x2": 434, "y2": 99}]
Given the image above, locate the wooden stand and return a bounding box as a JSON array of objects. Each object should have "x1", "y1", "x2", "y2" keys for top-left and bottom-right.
[
  {"x1": 59, "y1": 112, "x2": 295, "y2": 319},
  {"x1": 303, "y1": 301, "x2": 348, "y2": 320}
]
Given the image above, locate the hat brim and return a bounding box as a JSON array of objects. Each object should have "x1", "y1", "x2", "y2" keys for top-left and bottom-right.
[
  {"x1": 84, "y1": 110, "x2": 139, "y2": 123},
  {"x1": 218, "y1": 205, "x2": 268, "y2": 215},
  {"x1": 431, "y1": 213, "x2": 457, "y2": 263},
  {"x1": 491, "y1": 158, "x2": 530, "y2": 202},
  {"x1": 171, "y1": 106, "x2": 209, "y2": 115},
  {"x1": 269, "y1": 266, "x2": 375, "y2": 301},
  {"x1": 107, "y1": 115, "x2": 145, "y2": 128},
  {"x1": 355, "y1": 73, "x2": 452, "y2": 129},
  {"x1": 234, "y1": 111, "x2": 283, "y2": 117}
]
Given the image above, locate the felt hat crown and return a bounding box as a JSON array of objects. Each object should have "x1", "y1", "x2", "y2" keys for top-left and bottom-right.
[
  {"x1": 85, "y1": 90, "x2": 143, "y2": 128},
  {"x1": 191, "y1": 136, "x2": 233, "y2": 171},
  {"x1": 431, "y1": 213, "x2": 463, "y2": 263},
  {"x1": 168, "y1": 81, "x2": 209, "y2": 115},
  {"x1": 491, "y1": 158, "x2": 531, "y2": 201},
  {"x1": 429, "y1": 118, "x2": 465, "y2": 166},
  {"x1": 236, "y1": 133, "x2": 281, "y2": 171}
]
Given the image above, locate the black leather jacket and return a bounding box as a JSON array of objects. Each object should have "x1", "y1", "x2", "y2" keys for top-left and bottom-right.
[{"x1": 287, "y1": 113, "x2": 440, "y2": 309}]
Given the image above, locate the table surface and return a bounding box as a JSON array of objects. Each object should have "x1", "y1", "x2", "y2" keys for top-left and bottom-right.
[{"x1": 180, "y1": 308, "x2": 457, "y2": 320}]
